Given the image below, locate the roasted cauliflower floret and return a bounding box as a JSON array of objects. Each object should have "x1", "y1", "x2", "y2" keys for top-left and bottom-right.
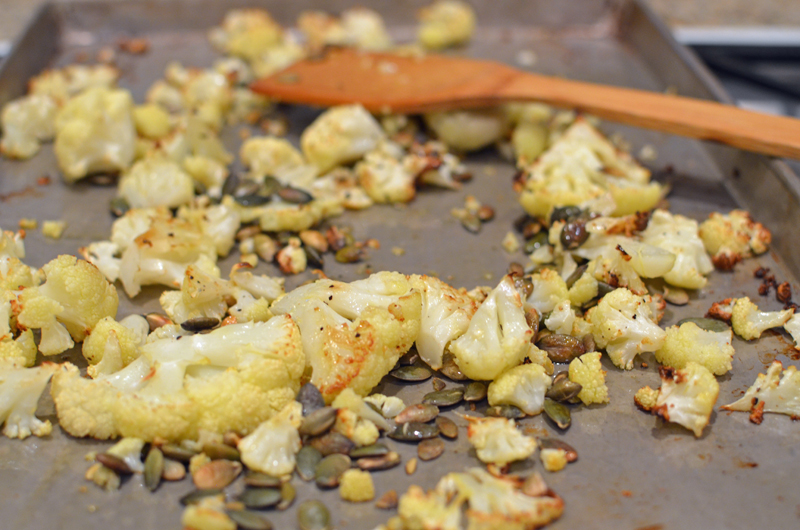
[
  {"x1": 646, "y1": 363, "x2": 719, "y2": 437},
  {"x1": 356, "y1": 150, "x2": 416, "y2": 204},
  {"x1": 722, "y1": 361, "x2": 800, "y2": 421},
  {"x1": 0, "y1": 360, "x2": 59, "y2": 439},
  {"x1": 300, "y1": 104, "x2": 384, "y2": 174},
  {"x1": 397, "y1": 484, "x2": 462, "y2": 530},
  {"x1": 118, "y1": 157, "x2": 195, "y2": 209},
  {"x1": 568, "y1": 351, "x2": 609, "y2": 405},
  {"x1": 132, "y1": 103, "x2": 172, "y2": 140},
  {"x1": 237, "y1": 400, "x2": 302, "y2": 476},
  {"x1": 0, "y1": 94, "x2": 57, "y2": 159},
  {"x1": 271, "y1": 272, "x2": 421, "y2": 402},
  {"x1": 29, "y1": 64, "x2": 118, "y2": 105},
  {"x1": 641, "y1": 209, "x2": 713, "y2": 289},
  {"x1": 208, "y1": 8, "x2": 284, "y2": 62},
  {"x1": 654, "y1": 321, "x2": 735, "y2": 376},
  {"x1": 699, "y1": 210, "x2": 771, "y2": 270},
  {"x1": 450, "y1": 275, "x2": 534, "y2": 380},
  {"x1": 331, "y1": 388, "x2": 392, "y2": 432},
  {"x1": 540, "y1": 448, "x2": 568, "y2": 472},
  {"x1": 239, "y1": 136, "x2": 305, "y2": 180},
  {"x1": 784, "y1": 313, "x2": 800, "y2": 349},
  {"x1": 82, "y1": 314, "x2": 149, "y2": 378},
  {"x1": 340, "y1": 468, "x2": 376, "y2": 502},
  {"x1": 586, "y1": 287, "x2": 665, "y2": 370},
  {"x1": 730, "y1": 296, "x2": 792, "y2": 341},
  {"x1": 466, "y1": 416, "x2": 537, "y2": 466},
  {"x1": 424, "y1": 108, "x2": 508, "y2": 152},
  {"x1": 526, "y1": 267, "x2": 569, "y2": 315},
  {"x1": 417, "y1": 0, "x2": 476, "y2": 50},
  {"x1": 487, "y1": 363, "x2": 551, "y2": 415}
]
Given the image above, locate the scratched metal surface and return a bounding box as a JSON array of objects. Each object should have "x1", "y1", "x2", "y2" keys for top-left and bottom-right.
[{"x1": 1, "y1": 1, "x2": 799, "y2": 529}]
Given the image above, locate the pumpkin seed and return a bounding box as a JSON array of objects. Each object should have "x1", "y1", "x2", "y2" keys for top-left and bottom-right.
[
  {"x1": 203, "y1": 442, "x2": 240, "y2": 461},
  {"x1": 239, "y1": 487, "x2": 282, "y2": 509},
  {"x1": 297, "y1": 500, "x2": 331, "y2": 530},
  {"x1": 180, "y1": 488, "x2": 223, "y2": 506},
  {"x1": 145, "y1": 312, "x2": 172, "y2": 332},
  {"x1": 314, "y1": 454, "x2": 351, "y2": 488},
  {"x1": 485, "y1": 404, "x2": 525, "y2": 419},
  {"x1": 308, "y1": 431, "x2": 355, "y2": 456},
  {"x1": 296, "y1": 446, "x2": 323, "y2": 481},
  {"x1": 297, "y1": 383, "x2": 325, "y2": 416},
  {"x1": 244, "y1": 471, "x2": 282, "y2": 488},
  {"x1": 560, "y1": 220, "x2": 589, "y2": 250},
  {"x1": 565, "y1": 263, "x2": 589, "y2": 289},
  {"x1": 86, "y1": 463, "x2": 120, "y2": 491},
  {"x1": 223, "y1": 432, "x2": 242, "y2": 448},
  {"x1": 508, "y1": 262, "x2": 525, "y2": 277},
  {"x1": 460, "y1": 212, "x2": 482, "y2": 234},
  {"x1": 356, "y1": 451, "x2": 401, "y2": 471},
  {"x1": 550, "y1": 205, "x2": 583, "y2": 224},
  {"x1": 522, "y1": 472, "x2": 548, "y2": 497},
  {"x1": 390, "y1": 365, "x2": 432, "y2": 382},
  {"x1": 388, "y1": 422, "x2": 440, "y2": 442},
  {"x1": 432, "y1": 378, "x2": 447, "y2": 391},
  {"x1": 543, "y1": 398, "x2": 571, "y2": 430},
  {"x1": 350, "y1": 443, "x2": 389, "y2": 459},
  {"x1": 375, "y1": 490, "x2": 398, "y2": 510},
  {"x1": 277, "y1": 186, "x2": 313, "y2": 204},
  {"x1": 304, "y1": 246, "x2": 325, "y2": 268},
  {"x1": 676, "y1": 317, "x2": 730, "y2": 333},
  {"x1": 334, "y1": 245, "x2": 363, "y2": 263},
  {"x1": 395, "y1": 404, "x2": 439, "y2": 424},
  {"x1": 144, "y1": 447, "x2": 164, "y2": 491},
  {"x1": 538, "y1": 438, "x2": 578, "y2": 462},
  {"x1": 546, "y1": 376, "x2": 583, "y2": 403},
  {"x1": 525, "y1": 306, "x2": 540, "y2": 337},
  {"x1": 422, "y1": 388, "x2": 464, "y2": 407},
  {"x1": 222, "y1": 173, "x2": 240, "y2": 196},
  {"x1": 109, "y1": 196, "x2": 130, "y2": 217},
  {"x1": 417, "y1": 438, "x2": 445, "y2": 461},
  {"x1": 582, "y1": 334, "x2": 596, "y2": 353},
  {"x1": 227, "y1": 509, "x2": 273, "y2": 530},
  {"x1": 596, "y1": 281, "x2": 616, "y2": 297},
  {"x1": 440, "y1": 353, "x2": 468, "y2": 381},
  {"x1": 162, "y1": 458, "x2": 186, "y2": 481},
  {"x1": 96, "y1": 453, "x2": 133, "y2": 475},
  {"x1": 160, "y1": 443, "x2": 197, "y2": 463},
  {"x1": 464, "y1": 382, "x2": 487, "y2": 402},
  {"x1": 477, "y1": 205, "x2": 495, "y2": 222},
  {"x1": 525, "y1": 232, "x2": 548, "y2": 254},
  {"x1": 193, "y1": 460, "x2": 242, "y2": 490},
  {"x1": 260, "y1": 176, "x2": 282, "y2": 196},
  {"x1": 299, "y1": 230, "x2": 328, "y2": 253},
  {"x1": 326, "y1": 226, "x2": 348, "y2": 252},
  {"x1": 277, "y1": 482, "x2": 296, "y2": 511},
  {"x1": 398, "y1": 350, "x2": 420, "y2": 366},
  {"x1": 664, "y1": 286, "x2": 690, "y2": 306},
  {"x1": 299, "y1": 407, "x2": 337, "y2": 436},
  {"x1": 181, "y1": 316, "x2": 220, "y2": 332},
  {"x1": 405, "y1": 457, "x2": 418, "y2": 475},
  {"x1": 435, "y1": 416, "x2": 458, "y2": 439},
  {"x1": 536, "y1": 334, "x2": 585, "y2": 363},
  {"x1": 235, "y1": 193, "x2": 272, "y2": 207}
]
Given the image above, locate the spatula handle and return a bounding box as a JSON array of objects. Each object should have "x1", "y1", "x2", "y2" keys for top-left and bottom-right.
[{"x1": 501, "y1": 72, "x2": 800, "y2": 159}]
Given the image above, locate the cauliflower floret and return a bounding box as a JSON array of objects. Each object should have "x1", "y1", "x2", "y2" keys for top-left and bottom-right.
[
  {"x1": 526, "y1": 268, "x2": 569, "y2": 315},
  {"x1": 300, "y1": 104, "x2": 384, "y2": 174},
  {"x1": 0, "y1": 94, "x2": 57, "y2": 159},
  {"x1": 363, "y1": 393, "x2": 405, "y2": 419},
  {"x1": 106, "y1": 437, "x2": 146, "y2": 473},
  {"x1": 699, "y1": 210, "x2": 771, "y2": 270},
  {"x1": 51, "y1": 316, "x2": 305, "y2": 441},
  {"x1": 487, "y1": 363, "x2": 551, "y2": 415},
  {"x1": 586, "y1": 287, "x2": 666, "y2": 370},
  {"x1": 118, "y1": 157, "x2": 195, "y2": 209},
  {"x1": 82, "y1": 314, "x2": 149, "y2": 378},
  {"x1": 409, "y1": 275, "x2": 478, "y2": 370},
  {"x1": 540, "y1": 448, "x2": 568, "y2": 472},
  {"x1": 208, "y1": 8, "x2": 284, "y2": 62},
  {"x1": 16, "y1": 255, "x2": 119, "y2": 355},
  {"x1": 181, "y1": 494, "x2": 235, "y2": 530},
  {"x1": 340, "y1": 468, "x2": 376, "y2": 502},
  {"x1": 132, "y1": 103, "x2": 172, "y2": 140},
  {"x1": 239, "y1": 136, "x2": 305, "y2": 180},
  {"x1": 340, "y1": 8, "x2": 392, "y2": 50},
  {"x1": 30, "y1": 64, "x2": 118, "y2": 105},
  {"x1": 722, "y1": 361, "x2": 800, "y2": 421},
  {"x1": 450, "y1": 275, "x2": 534, "y2": 381},
  {"x1": 634, "y1": 386, "x2": 659, "y2": 411},
  {"x1": 221, "y1": 194, "x2": 343, "y2": 233},
  {"x1": 784, "y1": 313, "x2": 800, "y2": 349},
  {"x1": 641, "y1": 210, "x2": 713, "y2": 289},
  {"x1": 466, "y1": 416, "x2": 537, "y2": 466},
  {"x1": 397, "y1": 485, "x2": 462, "y2": 530},
  {"x1": 271, "y1": 272, "x2": 421, "y2": 402},
  {"x1": 649, "y1": 363, "x2": 719, "y2": 437},
  {"x1": 424, "y1": 108, "x2": 509, "y2": 152},
  {"x1": 417, "y1": 0, "x2": 476, "y2": 50},
  {"x1": 237, "y1": 400, "x2": 302, "y2": 476},
  {"x1": 545, "y1": 299, "x2": 577, "y2": 336},
  {"x1": 403, "y1": 140, "x2": 468, "y2": 190},
  {"x1": 356, "y1": 150, "x2": 416, "y2": 204},
  {"x1": 730, "y1": 296, "x2": 792, "y2": 341},
  {"x1": 333, "y1": 408, "x2": 379, "y2": 446},
  {"x1": 54, "y1": 86, "x2": 136, "y2": 182},
  {"x1": 0, "y1": 360, "x2": 59, "y2": 439},
  {"x1": 182, "y1": 156, "x2": 228, "y2": 196},
  {"x1": 568, "y1": 351, "x2": 609, "y2": 405},
  {"x1": 0, "y1": 331, "x2": 37, "y2": 368},
  {"x1": 654, "y1": 321, "x2": 735, "y2": 376},
  {"x1": 331, "y1": 388, "x2": 392, "y2": 431}
]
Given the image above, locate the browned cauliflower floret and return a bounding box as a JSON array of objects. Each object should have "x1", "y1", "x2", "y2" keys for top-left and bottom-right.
[{"x1": 699, "y1": 210, "x2": 771, "y2": 270}]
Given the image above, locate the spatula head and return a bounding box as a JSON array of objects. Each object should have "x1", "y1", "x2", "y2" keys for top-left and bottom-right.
[{"x1": 250, "y1": 48, "x2": 521, "y2": 114}]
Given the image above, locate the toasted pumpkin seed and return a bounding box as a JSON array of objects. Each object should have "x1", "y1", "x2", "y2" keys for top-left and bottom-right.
[
  {"x1": 308, "y1": 431, "x2": 355, "y2": 456},
  {"x1": 388, "y1": 422, "x2": 440, "y2": 442},
  {"x1": 398, "y1": 350, "x2": 420, "y2": 366},
  {"x1": 422, "y1": 388, "x2": 463, "y2": 407},
  {"x1": 299, "y1": 407, "x2": 337, "y2": 437},
  {"x1": 235, "y1": 193, "x2": 272, "y2": 207},
  {"x1": 405, "y1": 457, "x2": 418, "y2": 475},
  {"x1": 260, "y1": 176, "x2": 282, "y2": 196},
  {"x1": 582, "y1": 334, "x2": 596, "y2": 353},
  {"x1": 676, "y1": 317, "x2": 730, "y2": 333},
  {"x1": 244, "y1": 471, "x2": 282, "y2": 488},
  {"x1": 180, "y1": 488, "x2": 223, "y2": 506},
  {"x1": 296, "y1": 446, "x2": 323, "y2": 481},
  {"x1": 239, "y1": 487, "x2": 282, "y2": 509},
  {"x1": 109, "y1": 196, "x2": 130, "y2": 217},
  {"x1": 350, "y1": 443, "x2": 389, "y2": 459},
  {"x1": 477, "y1": 205, "x2": 495, "y2": 222},
  {"x1": 96, "y1": 453, "x2": 132, "y2": 475},
  {"x1": 193, "y1": 460, "x2": 242, "y2": 490},
  {"x1": 560, "y1": 220, "x2": 589, "y2": 250},
  {"x1": 144, "y1": 447, "x2": 164, "y2": 491},
  {"x1": 304, "y1": 246, "x2": 325, "y2": 268},
  {"x1": 550, "y1": 205, "x2": 583, "y2": 224},
  {"x1": 524, "y1": 232, "x2": 548, "y2": 254},
  {"x1": 162, "y1": 458, "x2": 186, "y2": 481},
  {"x1": 537, "y1": 334, "x2": 585, "y2": 363},
  {"x1": 394, "y1": 404, "x2": 439, "y2": 424},
  {"x1": 390, "y1": 365, "x2": 432, "y2": 382},
  {"x1": 375, "y1": 490, "x2": 398, "y2": 510},
  {"x1": 461, "y1": 213, "x2": 482, "y2": 233},
  {"x1": 181, "y1": 316, "x2": 220, "y2": 332},
  {"x1": 222, "y1": 173, "x2": 240, "y2": 196},
  {"x1": 227, "y1": 509, "x2": 273, "y2": 530},
  {"x1": 297, "y1": 500, "x2": 331, "y2": 530},
  {"x1": 356, "y1": 451, "x2": 401, "y2": 471},
  {"x1": 277, "y1": 482, "x2": 296, "y2": 510},
  {"x1": 334, "y1": 245, "x2": 363, "y2": 263},
  {"x1": 432, "y1": 377, "x2": 447, "y2": 391},
  {"x1": 485, "y1": 404, "x2": 525, "y2": 419},
  {"x1": 145, "y1": 312, "x2": 172, "y2": 332},
  {"x1": 464, "y1": 382, "x2": 487, "y2": 402},
  {"x1": 525, "y1": 306, "x2": 540, "y2": 338},
  {"x1": 538, "y1": 438, "x2": 578, "y2": 462},
  {"x1": 203, "y1": 442, "x2": 240, "y2": 461},
  {"x1": 565, "y1": 263, "x2": 589, "y2": 289},
  {"x1": 160, "y1": 443, "x2": 197, "y2": 463},
  {"x1": 435, "y1": 416, "x2": 458, "y2": 439},
  {"x1": 277, "y1": 186, "x2": 313, "y2": 204},
  {"x1": 546, "y1": 377, "x2": 583, "y2": 403},
  {"x1": 417, "y1": 438, "x2": 445, "y2": 461},
  {"x1": 543, "y1": 398, "x2": 571, "y2": 430},
  {"x1": 314, "y1": 454, "x2": 351, "y2": 488},
  {"x1": 664, "y1": 286, "x2": 690, "y2": 306},
  {"x1": 297, "y1": 383, "x2": 325, "y2": 416},
  {"x1": 299, "y1": 230, "x2": 328, "y2": 253},
  {"x1": 440, "y1": 353, "x2": 467, "y2": 381}
]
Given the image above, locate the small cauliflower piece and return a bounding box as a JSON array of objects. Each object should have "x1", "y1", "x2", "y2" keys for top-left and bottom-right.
[
  {"x1": 403, "y1": 140, "x2": 468, "y2": 190},
  {"x1": 568, "y1": 351, "x2": 609, "y2": 405},
  {"x1": 332, "y1": 388, "x2": 392, "y2": 432},
  {"x1": 417, "y1": 0, "x2": 476, "y2": 50},
  {"x1": 540, "y1": 448, "x2": 568, "y2": 472},
  {"x1": 487, "y1": 363, "x2": 551, "y2": 415},
  {"x1": 181, "y1": 494, "x2": 235, "y2": 530},
  {"x1": 0, "y1": 94, "x2": 57, "y2": 159},
  {"x1": 301, "y1": 104, "x2": 384, "y2": 174},
  {"x1": 722, "y1": 361, "x2": 800, "y2": 421},
  {"x1": 363, "y1": 393, "x2": 405, "y2": 419},
  {"x1": 239, "y1": 136, "x2": 305, "y2": 179},
  {"x1": 544, "y1": 299, "x2": 576, "y2": 336},
  {"x1": 586, "y1": 287, "x2": 666, "y2": 370},
  {"x1": 132, "y1": 103, "x2": 172, "y2": 140},
  {"x1": 356, "y1": 150, "x2": 416, "y2": 204},
  {"x1": 82, "y1": 314, "x2": 149, "y2": 378},
  {"x1": 651, "y1": 363, "x2": 719, "y2": 437},
  {"x1": 655, "y1": 321, "x2": 735, "y2": 376},
  {"x1": 339, "y1": 469, "x2": 375, "y2": 502},
  {"x1": 634, "y1": 386, "x2": 659, "y2": 411},
  {"x1": 209, "y1": 8, "x2": 284, "y2": 62},
  {"x1": 784, "y1": 313, "x2": 800, "y2": 349},
  {"x1": 0, "y1": 331, "x2": 37, "y2": 368},
  {"x1": 238, "y1": 400, "x2": 302, "y2": 476},
  {"x1": 41, "y1": 221, "x2": 67, "y2": 240},
  {"x1": 118, "y1": 157, "x2": 195, "y2": 209},
  {"x1": 106, "y1": 437, "x2": 146, "y2": 473},
  {"x1": 30, "y1": 64, "x2": 119, "y2": 105},
  {"x1": 340, "y1": 8, "x2": 393, "y2": 50},
  {"x1": 526, "y1": 268, "x2": 569, "y2": 315},
  {"x1": 641, "y1": 210, "x2": 713, "y2": 289},
  {"x1": 397, "y1": 485, "x2": 462, "y2": 530},
  {"x1": 333, "y1": 408, "x2": 379, "y2": 446},
  {"x1": 0, "y1": 360, "x2": 59, "y2": 439},
  {"x1": 730, "y1": 297, "x2": 792, "y2": 341},
  {"x1": 466, "y1": 416, "x2": 537, "y2": 466},
  {"x1": 54, "y1": 86, "x2": 136, "y2": 182},
  {"x1": 699, "y1": 210, "x2": 771, "y2": 270},
  {"x1": 450, "y1": 275, "x2": 534, "y2": 381},
  {"x1": 424, "y1": 108, "x2": 508, "y2": 152}
]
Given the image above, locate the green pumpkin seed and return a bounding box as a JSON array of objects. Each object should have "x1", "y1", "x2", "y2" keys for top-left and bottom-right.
[
  {"x1": 239, "y1": 487, "x2": 282, "y2": 509},
  {"x1": 566, "y1": 263, "x2": 589, "y2": 289},
  {"x1": 277, "y1": 186, "x2": 313, "y2": 204},
  {"x1": 180, "y1": 488, "x2": 223, "y2": 506},
  {"x1": 349, "y1": 443, "x2": 390, "y2": 459},
  {"x1": 181, "y1": 316, "x2": 220, "y2": 332},
  {"x1": 560, "y1": 220, "x2": 589, "y2": 250},
  {"x1": 550, "y1": 205, "x2": 583, "y2": 224},
  {"x1": 582, "y1": 334, "x2": 596, "y2": 353},
  {"x1": 308, "y1": 431, "x2": 355, "y2": 456},
  {"x1": 440, "y1": 354, "x2": 467, "y2": 381},
  {"x1": 244, "y1": 471, "x2": 282, "y2": 488},
  {"x1": 235, "y1": 193, "x2": 272, "y2": 207},
  {"x1": 161, "y1": 443, "x2": 197, "y2": 463},
  {"x1": 463, "y1": 382, "x2": 487, "y2": 402},
  {"x1": 538, "y1": 438, "x2": 578, "y2": 462},
  {"x1": 96, "y1": 453, "x2": 132, "y2": 475},
  {"x1": 227, "y1": 509, "x2": 273, "y2": 530},
  {"x1": 356, "y1": 451, "x2": 401, "y2": 471},
  {"x1": 297, "y1": 500, "x2": 331, "y2": 530},
  {"x1": 676, "y1": 317, "x2": 730, "y2": 333},
  {"x1": 109, "y1": 196, "x2": 130, "y2": 217},
  {"x1": 422, "y1": 388, "x2": 464, "y2": 407},
  {"x1": 296, "y1": 446, "x2": 323, "y2": 481},
  {"x1": 390, "y1": 365, "x2": 432, "y2": 382},
  {"x1": 388, "y1": 422, "x2": 440, "y2": 442},
  {"x1": 543, "y1": 398, "x2": 571, "y2": 430},
  {"x1": 432, "y1": 378, "x2": 447, "y2": 391},
  {"x1": 203, "y1": 442, "x2": 240, "y2": 461},
  {"x1": 261, "y1": 176, "x2": 282, "y2": 196},
  {"x1": 461, "y1": 213, "x2": 482, "y2": 234},
  {"x1": 417, "y1": 438, "x2": 445, "y2": 461},
  {"x1": 334, "y1": 245, "x2": 363, "y2": 263},
  {"x1": 222, "y1": 173, "x2": 240, "y2": 196},
  {"x1": 144, "y1": 447, "x2": 164, "y2": 492},
  {"x1": 596, "y1": 281, "x2": 616, "y2": 298},
  {"x1": 297, "y1": 383, "x2": 325, "y2": 416},
  {"x1": 536, "y1": 334, "x2": 586, "y2": 363},
  {"x1": 304, "y1": 246, "x2": 325, "y2": 268},
  {"x1": 314, "y1": 454, "x2": 351, "y2": 488},
  {"x1": 435, "y1": 416, "x2": 458, "y2": 439},
  {"x1": 524, "y1": 232, "x2": 548, "y2": 254},
  {"x1": 546, "y1": 376, "x2": 583, "y2": 403},
  {"x1": 299, "y1": 407, "x2": 337, "y2": 437},
  {"x1": 485, "y1": 404, "x2": 525, "y2": 419},
  {"x1": 394, "y1": 404, "x2": 439, "y2": 424},
  {"x1": 277, "y1": 482, "x2": 296, "y2": 511}
]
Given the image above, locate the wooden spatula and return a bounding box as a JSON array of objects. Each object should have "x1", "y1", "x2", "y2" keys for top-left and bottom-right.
[{"x1": 251, "y1": 48, "x2": 800, "y2": 160}]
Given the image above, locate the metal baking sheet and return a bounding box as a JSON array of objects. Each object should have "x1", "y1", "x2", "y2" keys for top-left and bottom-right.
[{"x1": 1, "y1": 1, "x2": 799, "y2": 528}]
